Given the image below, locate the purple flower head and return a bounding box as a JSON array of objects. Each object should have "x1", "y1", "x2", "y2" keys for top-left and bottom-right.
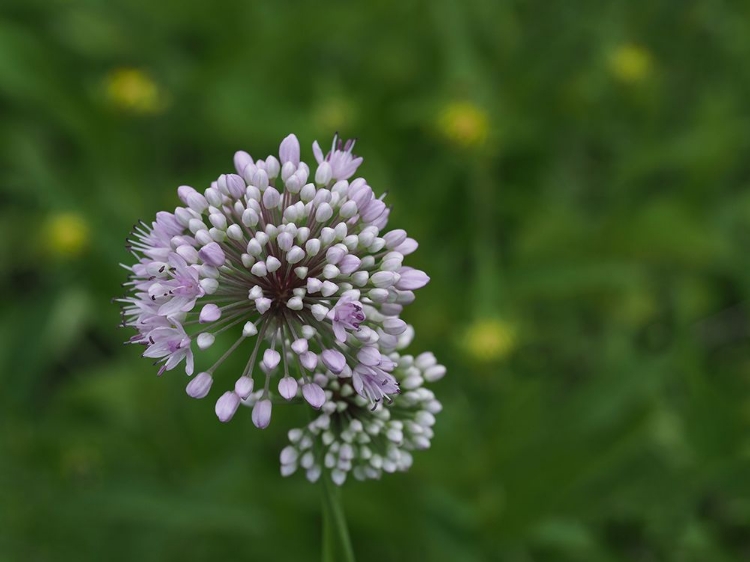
[{"x1": 118, "y1": 134, "x2": 444, "y2": 485}]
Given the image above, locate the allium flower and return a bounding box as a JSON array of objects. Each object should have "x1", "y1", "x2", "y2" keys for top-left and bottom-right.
[
  {"x1": 119, "y1": 134, "x2": 444, "y2": 483},
  {"x1": 268, "y1": 347, "x2": 445, "y2": 485}
]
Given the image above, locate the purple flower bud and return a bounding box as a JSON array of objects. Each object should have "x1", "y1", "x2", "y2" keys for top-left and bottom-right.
[
  {"x1": 234, "y1": 376, "x2": 254, "y2": 399},
  {"x1": 252, "y1": 399, "x2": 272, "y2": 429},
  {"x1": 300, "y1": 351, "x2": 318, "y2": 371},
  {"x1": 277, "y1": 232, "x2": 294, "y2": 251},
  {"x1": 266, "y1": 155, "x2": 280, "y2": 179},
  {"x1": 198, "y1": 242, "x2": 225, "y2": 267},
  {"x1": 291, "y1": 338, "x2": 308, "y2": 354},
  {"x1": 186, "y1": 372, "x2": 213, "y2": 399},
  {"x1": 348, "y1": 180, "x2": 373, "y2": 209},
  {"x1": 316, "y1": 162, "x2": 333, "y2": 185},
  {"x1": 234, "y1": 151, "x2": 254, "y2": 175},
  {"x1": 307, "y1": 277, "x2": 323, "y2": 293},
  {"x1": 177, "y1": 185, "x2": 196, "y2": 205},
  {"x1": 395, "y1": 290, "x2": 416, "y2": 304},
  {"x1": 199, "y1": 303, "x2": 221, "y2": 323},
  {"x1": 215, "y1": 391, "x2": 241, "y2": 422},
  {"x1": 424, "y1": 364, "x2": 447, "y2": 382},
  {"x1": 370, "y1": 271, "x2": 398, "y2": 289},
  {"x1": 263, "y1": 187, "x2": 281, "y2": 209},
  {"x1": 395, "y1": 267, "x2": 430, "y2": 290},
  {"x1": 379, "y1": 332, "x2": 399, "y2": 351},
  {"x1": 225, "y1": 174, "x2": 246, "y2": 198},
  {"x1": 360, "y1": 199, "x2": 386, "y2": 223},
  {"x1": 382, "y1": 317, "x2": 407, "y2": 335},
  {"x1": 253, "y1": 169, "x2": 269, "y2": 190},
  {"x1": 338, "y1": 255, "x2": 361, "y2": 275},
  {"x1": 278, "y1": 376, "x2": 298, "y2": 400},
  {"x1": 357, "y1": 346, "x2": 381, "y2": 366},
  {"x1": 372, "y1": 207, "x2": 390, "y2": 230},
  {"x1": 263, "y1": 349, "x2": 281, "y2": 371},
  {"x1": 383, "y1": 229, "x2": 407, "y2": 249},
  {"x1": 321, "y1": 349, "x2": 346, "y2": 374},
  {"x1": 326, "y1": 245, "x2": 347, "y2": 265},
  {"x1": 280, "y1": 445, "x2": 298, "y2": 465},
  {"x1": 302, "y1": 383, "x2": 326, "y2": 409},
  {"x1": 394, "y1": 238, "x2": 418, "y2": 255},
  {"x1": 279, "y1": 134, "x2": 300, "y2": 166}
]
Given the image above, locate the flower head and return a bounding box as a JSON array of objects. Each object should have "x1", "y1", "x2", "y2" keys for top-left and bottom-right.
[
  {"x1": 271, "y1": 348, "x2": 445, "y2": 485},
  {"x1": 119, "y1": 134, "x2": 442, "y2": 483}
]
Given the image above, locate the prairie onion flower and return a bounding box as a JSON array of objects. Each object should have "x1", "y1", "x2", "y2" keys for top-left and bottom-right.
[
  {"x1": 272, "y1": 348, "x2": 445, "y2": 484},
  {"x1": 119, "y1": 134, "x2": 444, "y2": 481}
]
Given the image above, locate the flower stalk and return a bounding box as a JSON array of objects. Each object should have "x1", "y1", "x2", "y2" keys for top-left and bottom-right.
[{"x1": 321, "y1": 475, "x2": 356, "y2": 562}]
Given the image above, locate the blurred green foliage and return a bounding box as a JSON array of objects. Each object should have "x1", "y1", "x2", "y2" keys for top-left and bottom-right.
[{"x1": 2, "y1": 0, "x2": 750, "y2": 560}]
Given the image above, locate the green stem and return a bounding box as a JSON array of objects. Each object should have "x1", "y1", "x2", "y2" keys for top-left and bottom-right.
[{"x1": 320, "y1": 476, "x2": 356, "y2": 562}]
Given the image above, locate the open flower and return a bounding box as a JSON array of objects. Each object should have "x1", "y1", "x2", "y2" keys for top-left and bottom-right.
[
  {"x1": 119, "y1": 134, "x2": 443, "y2": 482},
  {"x1": 329, "y1": 296, "x2": 366, "y2": 342}
]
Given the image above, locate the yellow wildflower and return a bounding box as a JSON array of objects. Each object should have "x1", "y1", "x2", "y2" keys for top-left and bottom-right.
[
  {"x1": 461, "y1": 318, "x2": 517, "y2": 362},
  {"x1": 105, "y1": 67, "x2": 165, "y2": 114},
  {"x1": 45, "y1": 212, "x2": 89, "y2": 257},
  {"x1": 437, "y1": 101, "x2": 490, "y2": 148},
  {"x1": 608, "y1": 44, "x2": 652, "y2": 84}
]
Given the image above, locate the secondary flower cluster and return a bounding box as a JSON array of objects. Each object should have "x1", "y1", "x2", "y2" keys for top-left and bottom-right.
[{"x1": 120, "y1": 134, "x2": 445, "y2": 483}]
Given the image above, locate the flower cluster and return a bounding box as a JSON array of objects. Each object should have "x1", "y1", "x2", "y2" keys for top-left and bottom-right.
[
  {"x1": 119, "y1": 134, "x2": 445, "y2": 483},
  {"x1": 268, "y1": 349, "x2": 445, "y2": 485}
]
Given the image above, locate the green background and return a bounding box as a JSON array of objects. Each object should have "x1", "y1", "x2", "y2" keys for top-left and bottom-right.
[{"x1": 2, "y1": 0, "x2": 750, "y2": 560}]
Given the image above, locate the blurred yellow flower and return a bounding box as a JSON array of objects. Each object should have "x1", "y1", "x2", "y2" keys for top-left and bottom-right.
[
  {"x1": 45, "y1": 212, "x2": 89, "y2": 257},
  {"x1": 461, "y1": 318, "x2": 517, "y2": 362},
  {"x1": 608, "y1": 44, "x2": 652, "y2": 84},
  {"x1": 105, "y1": 67, "x2": 165, "y2": 114},
  {"x1": 437, "y1": 101, "x2": 490, "y2": 148}
]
